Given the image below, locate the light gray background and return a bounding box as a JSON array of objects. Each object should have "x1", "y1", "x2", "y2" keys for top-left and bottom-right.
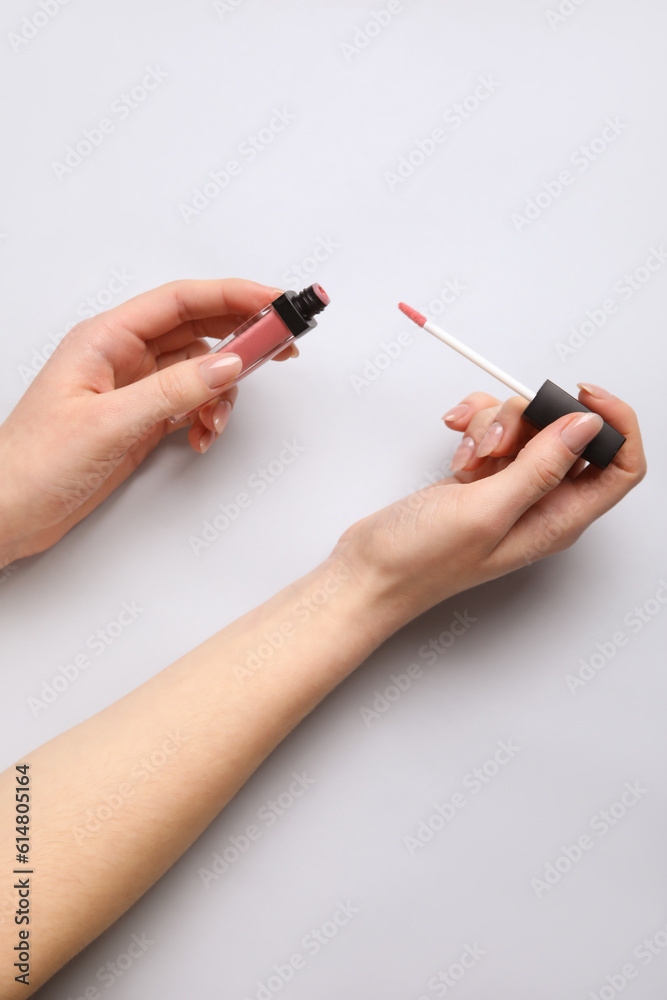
[{"x1": 1, "y1": 1, "x2": 666, "y2": 997}]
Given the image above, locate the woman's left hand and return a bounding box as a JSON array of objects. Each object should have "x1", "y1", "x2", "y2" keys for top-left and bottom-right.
[{"x1": 0, "y1": 278, "x2": 291, "y2": 563}]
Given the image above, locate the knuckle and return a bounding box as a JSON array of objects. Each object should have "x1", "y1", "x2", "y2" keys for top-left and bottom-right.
[
  {"x1": 63, "y1": 320, "x2": 89, "y2": 342},
  {"x1": 168, "y1": 280, "x2": 191, "y2": 325},
  {"x1": 156, "y1": 366, "x2": 189, "y2": 411},
  {"x1": 527, "y1": 454, "x2": 563, "y2": 495}
]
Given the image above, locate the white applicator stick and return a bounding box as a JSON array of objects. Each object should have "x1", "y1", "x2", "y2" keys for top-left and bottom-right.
[
  {"x1": 398, "y1": 302, "x2": 535, "y2": 401},
  {"x1": 397, "y1": 300, "x2": 626, "y2": 469}
]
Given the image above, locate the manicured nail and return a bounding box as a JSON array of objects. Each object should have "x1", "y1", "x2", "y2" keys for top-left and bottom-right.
[
  {"x1": 212, "y1": 399, "x2": 232, "y2": 435},
  {"x1": 449, "y1": 435, "x2": 475, "y2": 472},
  {"x1": 476, "y1": 421, "x2": 504, "y2": 458},
  {"x1": 199, "y1": 429, "x2": 215, "y2": 454},
  {"x1": 200, "y1": 353, "x2": 243, "y2": 389},
  {"x1": 577, "y1": 383, "x2": 615, "y2": 400},
  {"x1": 560, "y1": 412, "x2": 604, "y2": 453},
  {"x1": 442, "y1": 403, "x2": 470, "y2": 423}
]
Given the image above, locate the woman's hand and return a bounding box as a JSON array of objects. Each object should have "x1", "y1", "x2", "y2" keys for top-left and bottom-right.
[
  {"x1": 0, "y1": 278, "x2": 292, "y2": 565},
  {"x1": 336, "y1": 384, "x2": 646, "y2": 630}
]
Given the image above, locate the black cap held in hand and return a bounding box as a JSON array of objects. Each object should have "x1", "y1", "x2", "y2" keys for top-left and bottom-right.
[{"x1": 521, "y1": 380, "x2": 626, "y2": 468}]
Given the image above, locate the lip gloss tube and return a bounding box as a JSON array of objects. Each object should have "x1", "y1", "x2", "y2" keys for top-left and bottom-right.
[{"x1": 170, "y1": 283, "x2": 330, "y2": 423}]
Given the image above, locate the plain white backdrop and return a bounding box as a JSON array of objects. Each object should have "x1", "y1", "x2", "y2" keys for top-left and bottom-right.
[{"x1": 1, "y1": 1, "x2": 666, "y2": 997}]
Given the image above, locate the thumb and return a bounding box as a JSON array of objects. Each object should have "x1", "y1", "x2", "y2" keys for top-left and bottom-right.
[
  {"x1": 103, "y1": 352, "x2": 244, "y2": 439},
  {"x1": 483, "y1": 410, "x2": 604, "y2": 525}
]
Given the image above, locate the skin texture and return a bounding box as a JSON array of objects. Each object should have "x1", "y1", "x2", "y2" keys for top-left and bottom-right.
[{"x1": 0, "y1": 280, "x2": 647, "y2": 997}]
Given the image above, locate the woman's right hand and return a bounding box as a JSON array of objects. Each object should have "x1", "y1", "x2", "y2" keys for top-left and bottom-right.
[{"x1": 335, "y1": 384, "x2": 646, "y2": 632}]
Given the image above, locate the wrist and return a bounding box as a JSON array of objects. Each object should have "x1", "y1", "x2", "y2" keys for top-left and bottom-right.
[{"x1": 321, "y1": 542, "x2": 423, "y2": 655}]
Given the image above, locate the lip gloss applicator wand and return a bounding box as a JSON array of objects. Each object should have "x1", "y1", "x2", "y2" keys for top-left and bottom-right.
[{"x1": 398, "y1": 302, "x2": 625, "y2": 469}]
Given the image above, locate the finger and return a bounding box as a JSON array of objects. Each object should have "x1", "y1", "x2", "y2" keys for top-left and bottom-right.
[
  {"x1": 442, "y1": 391, "x2": 501, "y2": 430},
  {"x1": 456, "y1": 396, "x2": 536, "y2": 474},
  {"x1": 486, "y1": 390, "x2": 644, "y2": 570},
  {"x1": 197, "y1": 386, "x2": 239, "y2": 434},
  {"x1": 155, "y1": 313, "x2": 299, "y2": 361},
  {"x1": 449, "y1": 403, "x2": 501, "y2": 473},
  {"x1": 478, "y1": 410, "x2": 606, "y2": 535},
  {"x1": 101, "y1": 278, "x2": 281, "y2": 342},
  {"x1": 100, "y1": 352, "x2": 244, "y2": 441},
  {"x1": 156, "y1": 339, "x2": 210, "y2": 369},
  {"x1": 562, "y1": 385, "x2": 646, "y2": 516},
  {"x1": 474, "y1": 395, "x2": 535, "y2": 460},
  {"x1": 151, "y1": 315, "x2": 247, "y2": 355},
  {"x1": 189, "y1": 420, "x2": 215, "y2": 454},
  {"x1": 273, "y1": 344, "x2": 299, "y2": 361},
  {"x1": 575, "y1": 384, "x2": 644, "y2": 476}
]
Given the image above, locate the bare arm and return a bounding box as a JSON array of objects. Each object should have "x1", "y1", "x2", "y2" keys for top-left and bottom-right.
[
  {"x1": 0, "y1": 554, "x2": 388, "y2": 996},
  {"x1": 0, "y1": 386, "x2": 645, "y2": 996}
]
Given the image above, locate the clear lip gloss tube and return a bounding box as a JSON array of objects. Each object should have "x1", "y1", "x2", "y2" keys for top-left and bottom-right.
[{"x1": 170, "y1": 283, "x2": 330, "y2": 423}]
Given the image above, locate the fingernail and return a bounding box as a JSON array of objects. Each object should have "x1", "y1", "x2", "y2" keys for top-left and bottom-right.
[
  {"x1": 476, "y1": 421, "x2": 504, "y2": 458},
  {"x1": 442, "y1": 403, "x2": 470, "y2": 423},
  {"x1": 200, "y1": 353, "x2": 243, "y2": 389},
  {"x1": 560, "y1": 412, "x2": 604, "y2": 453},
  {"x1": 449, "y1": 435, "x2": 475, "y2": 472},
  {"x1": 212, "y1": 399, "x2": 232, "y2": 435},
  {"x1": 270, "y1": 287, "x2": 284, "y2": 296},
  {"x1": 199, "y1": 430, "x2": 215, "y2": 454},
  {"x1": 577, "y1": 383, "x2": 615, "y2": 400}
]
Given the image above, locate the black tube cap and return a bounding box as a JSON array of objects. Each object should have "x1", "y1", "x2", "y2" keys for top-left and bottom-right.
[{"x1": 521, "y1": 380, "x2": 625, "y2": 469}]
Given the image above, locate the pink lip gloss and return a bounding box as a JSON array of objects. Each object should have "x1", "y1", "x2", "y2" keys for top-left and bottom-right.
[
  {"x1": 212, "y1": 283, "x2": 330, "y2": 379},
  {"x1": 170, "y1": 283, "x2": 330, "y2": 422}
]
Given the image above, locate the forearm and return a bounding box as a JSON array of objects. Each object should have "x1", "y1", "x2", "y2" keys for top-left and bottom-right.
[{"x1": 0, "y1": 553, "x2": 392, "y2": 996}]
